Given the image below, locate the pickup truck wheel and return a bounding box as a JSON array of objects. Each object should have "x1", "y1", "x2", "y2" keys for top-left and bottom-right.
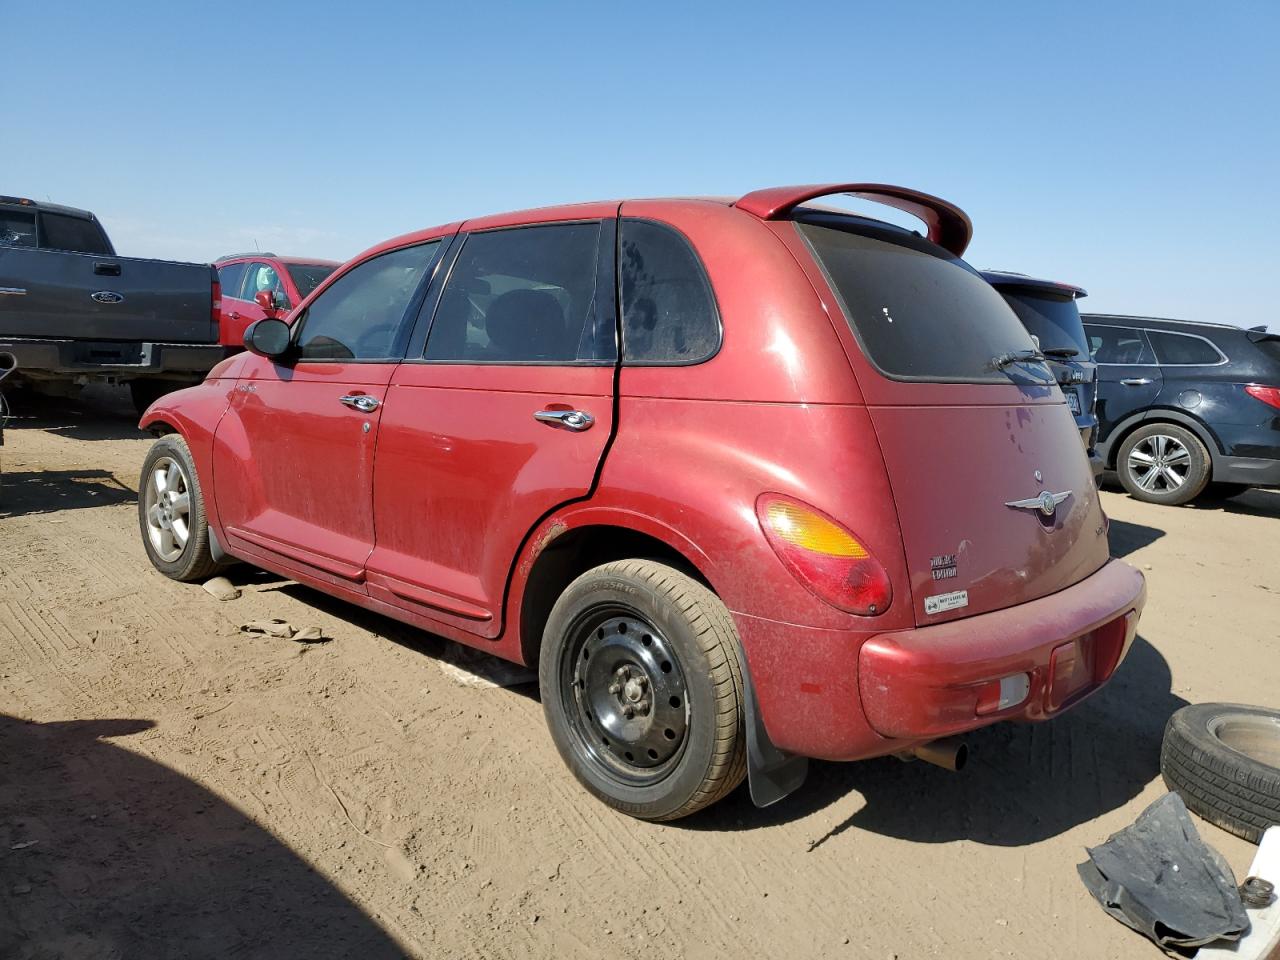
[
  {"x1": 138, "y1": 435, "x2": 222, "y2": 582},
  {"x1": 1117, "y1": 423, "x2": 1211, "y2": 505},
  {"x1": 1161, "y1": 703, "x2": 1280, "y2": 843},
  {"x1": 539, "y1": 559, "x2": 747, "y2": 821},
  {"x1": 129, "y1": 379, "x2": 184, "y2": 416}
]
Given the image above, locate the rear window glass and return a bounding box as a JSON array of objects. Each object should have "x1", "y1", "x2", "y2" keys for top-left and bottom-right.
[
  {"x1": 0, "y1": 210, "x2": 37, "y2": 248},
  {"x1": 39, "y1": 213, "x2": 112, "y2": 254},
  {"x1": 797, "y1": 219, "x2": 1039, "y2": 383},
  {"x1": 620, "y1": 219, "x2": 719, "y2": 364},
  {"x1": 1086, "y1": 325, "x2": 1155, "y2": 365},
  {"x1": 425, "y1": 222, "x2": 612, "y2": 364},
  {"x1": 998, "y1": 291, "x2": 1090, "y2": 356},
  {"x1": 1147, "y1": 330, "x2": 1223, "y2": 365},
  {"x1": 287, "y1": 263, "x2": 337, "y2": 300}
]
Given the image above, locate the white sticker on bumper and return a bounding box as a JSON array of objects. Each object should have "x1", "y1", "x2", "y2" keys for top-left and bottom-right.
[{"x1": 925, "y1": 590, "x2": 969, "y2": 615}]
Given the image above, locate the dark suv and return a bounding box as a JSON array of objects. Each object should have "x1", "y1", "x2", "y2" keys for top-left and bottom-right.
[
  {"x1": 1082, "y1": 314, "x2": 1280, "y2": 504},
  {"x1": 984, "y1": 272, "x2": 1099, "y2": 473}
]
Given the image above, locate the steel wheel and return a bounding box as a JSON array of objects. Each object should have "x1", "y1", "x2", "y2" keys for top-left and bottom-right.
[
  {"x1": 560, "y1": 607, "x2": 690, "y2": 786},
  {"x1": 1126, "y1": 433, "x2": 1191, "y2": 493},
  {"x1": 143, "y1": 456, "x2": 192, "y2": 562}
]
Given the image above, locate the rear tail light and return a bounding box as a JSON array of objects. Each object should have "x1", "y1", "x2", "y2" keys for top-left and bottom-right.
[
  {"x1": 1244, "y1": 384, "x2": 1280, "y2": 410},
  {"x1": 756, "y1": 494, "x2": 892, "y2": 616},
  {"x1": 211, "y1": 276, "x2": 223, "y2": 339}
]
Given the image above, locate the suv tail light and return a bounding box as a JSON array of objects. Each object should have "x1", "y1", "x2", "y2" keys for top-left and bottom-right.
[
  {"x1": 1244, "y1": 384, "x2": 1280, "y2": 410},
  {"x1": 756, "y1": 494, "x2": 892, "y2": 616}
]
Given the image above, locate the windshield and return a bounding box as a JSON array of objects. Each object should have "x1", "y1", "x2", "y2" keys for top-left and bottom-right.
[
  {"x1": 286, "y1": 263, "x2": 337, "y2": 299},
  {"x1": 797, "y1": 218, "x2": 1046, "y2": 383},
  {"x1": 999, "y1": 290, "x2": 1090, "y2": 357}
]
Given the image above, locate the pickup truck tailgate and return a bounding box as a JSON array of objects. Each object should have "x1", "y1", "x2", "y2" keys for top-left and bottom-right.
[{"x1": 0, "y1": 246, "x2": 216, "y2": 343}]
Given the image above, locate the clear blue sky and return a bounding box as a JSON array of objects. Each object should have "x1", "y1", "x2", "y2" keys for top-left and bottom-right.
[{"x1": 6, "y1": 1, "x2": 1277, "y2": 327}]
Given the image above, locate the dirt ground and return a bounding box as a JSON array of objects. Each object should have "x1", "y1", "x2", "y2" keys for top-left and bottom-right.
[{"x1": 1, "y1": 385, "x2": 1276, "y2": 960}]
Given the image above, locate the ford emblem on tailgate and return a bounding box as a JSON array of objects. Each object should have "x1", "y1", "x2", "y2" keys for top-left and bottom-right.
[{"x1": 91, "y1": 291, "x2": 125, "y2": 304}]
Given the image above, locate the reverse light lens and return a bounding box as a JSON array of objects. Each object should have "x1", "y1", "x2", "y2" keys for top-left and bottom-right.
[
  {"x1": 757, "y1": 495, "x2": 892, "y2": 616},
  {"x1": 1244, "y1": 384, "x2": 1280, "y2": 410}
]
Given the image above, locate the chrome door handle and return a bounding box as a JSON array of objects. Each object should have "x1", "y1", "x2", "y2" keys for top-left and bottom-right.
[
  {"x1": 1120, "y1": 378, "x2": 1153, "y2": 386},
  {"x1": 340, "y1": 394, "x2": 380, "y2": 413},
  {"x1": 534, "y1": 409, "x2": 594, "y2": 431}
]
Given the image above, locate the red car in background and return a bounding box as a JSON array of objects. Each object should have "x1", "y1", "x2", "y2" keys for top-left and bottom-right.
[
  {"x1": 137, "y1": 183, "x2": 1146, "y2": 821},
  {"x1": 213, "y1": 253, "x2": 339, "y2": 346}
]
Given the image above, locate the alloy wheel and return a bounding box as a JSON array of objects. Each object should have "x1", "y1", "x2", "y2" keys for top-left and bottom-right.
[
  {"x1": 1127, "y1": 434, "x2": 1191, "y2": 493},
  {"x1": 143, "y1": 456, "x2": 192, "y2": 562}
]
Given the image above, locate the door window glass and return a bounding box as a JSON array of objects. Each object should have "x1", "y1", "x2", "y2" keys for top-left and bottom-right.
[
  {"x1": 620, "y1": 219, "x2": 720, "y2": 364},
  {"x1": 424, "y1": 222, "x2": 610, "y2": 363},
  {"x1": 1147, "y1": 330, "x2": 1224, "y2": 365},
  {"x1": 1086, "y1": 325, "x2": 1155, "y2": 365},
  {"x1": 246, "y1": 261, "x2": 290, "y2": 309},
  {"x1": 217, "y1": 262, "x2": 249, "y2": 300},
  {"x1": 38, "y1": 213, "x2": 113, "y2": 254},
  {"x1": 295, "y1": 242, "x2": 440, "y2": 361}
]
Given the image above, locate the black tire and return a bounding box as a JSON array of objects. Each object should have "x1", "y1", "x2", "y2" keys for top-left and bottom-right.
[
  {"x1": 539, "y1": 559, "x2": 747, "y2": 821},
  {"x1": 1117, "y1": 423, "x2": 1211, "y2": 505},
  {"x1": 129, "y1": 379, "x2": 186, "y2": 416},
  {"x1": 1161, "y1": 703, "x2": 1280, "y2": 843},
  {"x1": 137, "y1": 434, "x2": 223, "y2": 582}
]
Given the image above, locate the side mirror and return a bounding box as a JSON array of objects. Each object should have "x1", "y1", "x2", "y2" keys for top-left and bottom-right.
[
  {"x1": 0, "y1": 351, "x2": 16, "y2": 384},
  {"x1": 254, "y1": 289, "x2": 283, "y2": 316},
  {"x1": 243, "y1": 318, "x2": 293, "y2": 360}
]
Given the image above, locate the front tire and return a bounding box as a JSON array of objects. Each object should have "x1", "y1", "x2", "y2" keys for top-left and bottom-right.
[
  {"x1": 1117, "y1": 423, "x2": 1211, "y2": 505},
  {"x1": 138, "y1": 434, "x2": 222, "y2": 582},
  {"x1": 539, "y1": 559, "x2": 747, "y2": 821}
]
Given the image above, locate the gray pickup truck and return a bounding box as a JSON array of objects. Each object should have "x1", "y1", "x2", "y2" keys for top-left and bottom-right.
[{"x1": 0, "y1": 195, "x2": 227, "y2": 412}]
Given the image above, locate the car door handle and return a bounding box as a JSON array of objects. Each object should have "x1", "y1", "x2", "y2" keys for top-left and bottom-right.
[
  {"x1": 340, "y1": 394, "x2": 380, "y2": 413},
  {"x1": 534, "y1": 409, "x2": 594, "y2": 431},
  {"x1": 1121, "y1": 378, "x2": 1153, "y2": 386},
  {"x1": 227, "y1": 311, "x2": 240, "y2": 320}
]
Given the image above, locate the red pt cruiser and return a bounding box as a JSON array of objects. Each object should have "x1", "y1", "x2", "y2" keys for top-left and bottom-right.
[{"x1": 137, "y1": 184, "x2": 1146, "y2": 820}]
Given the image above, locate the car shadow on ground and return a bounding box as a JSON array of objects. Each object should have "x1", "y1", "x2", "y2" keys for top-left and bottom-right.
[
  {"x1": 687, "y1": 635, "x2": 1186, "y2": 845},
  {"x1": 0, "y1": 469, "x2": 136, "y2": 518},
  {"x1": 0, "y1": 713, "x2": 405, "y2": 959},
  {"x1": 1107, "y1": 518, "x2": 1165, "y2": 558},
  {"x1": 1190, "y1": 487, "x2": 1280, "y2": 520},
  {"x1": 3, "y1": 385, "x2": 147, "y2": 442}
]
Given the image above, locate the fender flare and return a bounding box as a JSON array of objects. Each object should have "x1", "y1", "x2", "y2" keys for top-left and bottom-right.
[
  {"x1": 1099, "y1": 408, "x2": 1224, "y2": 470},
  {"x1": 512, "y1": 504, "x2": 809, "y2": 808}
]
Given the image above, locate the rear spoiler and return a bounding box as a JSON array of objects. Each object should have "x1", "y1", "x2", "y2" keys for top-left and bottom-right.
[
  {"x1": 1247, "y1": 328, "x2": 1279, "y2": 343},
  {"x1": 734, "y1": 182, "x2": 973, "y2": 257}
]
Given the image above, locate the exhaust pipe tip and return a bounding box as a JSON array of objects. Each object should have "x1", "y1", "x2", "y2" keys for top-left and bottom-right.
[{"x1": 910, "y1": 737, "x2": 968, "y2": 772}]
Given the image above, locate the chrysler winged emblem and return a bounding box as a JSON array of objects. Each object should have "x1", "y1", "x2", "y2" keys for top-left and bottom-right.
[{"x1": 1006, "y1": 489, "x2": 1072, "y2": 517}]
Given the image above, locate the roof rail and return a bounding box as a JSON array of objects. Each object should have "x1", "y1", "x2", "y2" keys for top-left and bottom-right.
[
  {"x1": 215, "y1": 252, "x2": 277, "y2": 263},
  {"x1": 733, "y1": 182, "x2": 973, "y2": 256},
  {"x1": 1080, "y1": 313, "x2": 1243, "y2": 331}
]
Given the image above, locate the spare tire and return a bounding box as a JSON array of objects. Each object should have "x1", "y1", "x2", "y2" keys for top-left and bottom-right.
[{"x1": 1161, "y1": 703, "x2": 1280, "y2": 843}]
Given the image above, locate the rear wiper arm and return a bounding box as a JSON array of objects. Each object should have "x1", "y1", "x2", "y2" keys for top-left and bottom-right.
[
  {"x1": 1042, "y1": 346, "x2": 1081, "y2": 359},
  {"x1": 991, "y1": 348, "x2": 1046, "y2": 369}
]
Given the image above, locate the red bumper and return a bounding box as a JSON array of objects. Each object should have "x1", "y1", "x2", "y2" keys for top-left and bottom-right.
[{"x1": 858, "y1": 559, "x2": 1146, "y2": 741}]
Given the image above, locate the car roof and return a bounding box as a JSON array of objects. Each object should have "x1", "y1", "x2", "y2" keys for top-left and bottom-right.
[
  {"x1": 982, "y1": 270, "x2": 1087, "y2": 299},
  {"x1": 0, "y1": 196, "x2": 98, "y2": 220},
  {"x1": 1080, "y1": 313, "x2": 1247, "y2": 333},
  {"x1": 216, "y1": 253, "x2": 341, "y2": 267}
]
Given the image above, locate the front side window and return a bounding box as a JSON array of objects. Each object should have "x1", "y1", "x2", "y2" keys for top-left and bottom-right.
[
  {"x1": 38, "y1": 213, "x2": 112, "y2": 255},
  {"x1": 798, "y1": 218, "x2": 1040, "y2": 383},
  {"x1": 620, "y1": 219, "x2": 719, "y2": 364},
  {"x1": 0, "y1": 210, "x2": 37, "y2": 248},
  {"x1": 1147, "y1": 330, "x2": 1224, "y2": 365},
  {"x1": 246, "y1": 262, "x2": 289, "y2": 308},
  {"x1": 295, "y1": 242, "x2": 439, "y2": 361},
  {"x1": 1086, "y1": 325, "x2": 1155, "y2": 365},
  {"x1": 424, "y1": 222, "x2": 611, "y2": 363}
]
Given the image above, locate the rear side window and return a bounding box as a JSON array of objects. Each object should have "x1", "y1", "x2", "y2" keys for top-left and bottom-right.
[
  {"x1": 39, "y1": 213, "x2": 112, "y2": 255},
  {"x1": 0, "y1": 210, "x2": 37, "y2": 248},
  {"x1": 1086, "y1": 325, "x2": 1156, "y2": 365},
  {"x1": 998, "y1": 291, "x2": 1090, "y2": 356},
  {"x1": 620, "y1": 219, "x2": 719, "y2": 364},
  {"x1": 217, "y1": 262, "x2": 249, "y2": 300},
  {"x1": 1147, "y1": 330, "x2": 1224, "y2": 365},
  {"x1": 797, "y1": 220, "x2": 1037, "y2": 383},
  {"x1": 296, "y1": 241, "x2": 439, "y2": 361},
  {"x1": 425, "y1": 222, "x2": 611, "y2": 363}
]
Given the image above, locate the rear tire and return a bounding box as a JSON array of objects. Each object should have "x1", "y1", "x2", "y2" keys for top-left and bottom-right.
[
  {"x1": 539, "y1": 559, "x2": 747, "y2": 821},
  {"x1": 1161, "y1": 703, "x2": 1280, "y2": 844},
  {"x1": 1117, "y1": 423, "x2": 1211, "y2": 505},
  {"x1": 138, "y1": 434, "x2": 223, "y2": 582}
]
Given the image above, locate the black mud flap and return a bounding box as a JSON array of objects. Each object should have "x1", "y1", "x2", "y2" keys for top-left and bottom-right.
[{"x1": 745, "y1": 676, "x2": 808, "y2": 808}]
